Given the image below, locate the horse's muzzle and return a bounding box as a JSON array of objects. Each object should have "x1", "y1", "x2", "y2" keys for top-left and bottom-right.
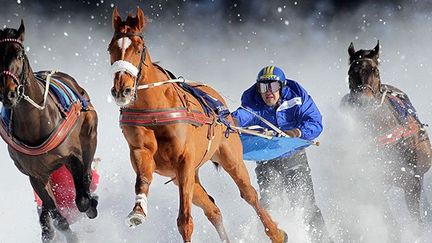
[{"x1": 111, "y1": 86, "x2": 135, "y2": 107}]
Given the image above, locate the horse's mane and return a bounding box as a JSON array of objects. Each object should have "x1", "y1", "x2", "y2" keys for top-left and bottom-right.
[{"x1": 0, "y1": 28, "x2": 19, "y2": 39}]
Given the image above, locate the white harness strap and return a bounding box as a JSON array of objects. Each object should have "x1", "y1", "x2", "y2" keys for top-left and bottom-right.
[
  {"x1": 22, "y1": 70, "x2": 55, "y2": 110},
  {"x1": 136, "y1": 77, "x2": 206, "y2": 90},
  {"x1": 110, "y1": 60, "x2": 139, "y2": 77}
]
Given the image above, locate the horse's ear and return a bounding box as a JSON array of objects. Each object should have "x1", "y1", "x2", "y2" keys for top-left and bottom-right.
[
  {"x1": 17, "y1": 19, "x2": 25, "y2": 41},
  {"x1": 348, "y1": 42, "x2": 355, "y2": 58},
  {"x1": 371, "y1": 40, "x2": 380, "y2": 58},
  {"x1": 112, "y1": 6, "x2": 122, "y2": 30},
  {"x1": 136, "y1": 6, "x2": 147, "y2": 32}
]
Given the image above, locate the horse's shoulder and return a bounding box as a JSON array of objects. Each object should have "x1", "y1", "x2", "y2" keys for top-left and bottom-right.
[{"x1": 51, "y1": 72, "x2": 90, "y2": 99}]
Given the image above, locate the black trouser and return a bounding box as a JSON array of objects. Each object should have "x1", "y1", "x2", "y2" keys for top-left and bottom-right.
[{"x1": 255, "y1": 150, "x2": 333, "y2": 243}]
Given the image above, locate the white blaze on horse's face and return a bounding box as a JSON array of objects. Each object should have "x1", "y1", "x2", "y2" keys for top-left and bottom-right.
[
  {"x1": 110, "y1": 36, "x2": 139, "y2": 107},
  {"x1": 117, "y1": 37, "x2": 132, "y2": 50}
]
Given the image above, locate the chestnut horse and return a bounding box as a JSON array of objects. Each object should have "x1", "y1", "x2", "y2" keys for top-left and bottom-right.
[
  {"x1": 107, "y1": 7, "x2": 287, "y2": 243},
  {"x1": 0, "y1": 21, "x2": 98, "y2": 242},
  {"x1": 341, "y1": 41, "x2": 432, "y2": 234}
]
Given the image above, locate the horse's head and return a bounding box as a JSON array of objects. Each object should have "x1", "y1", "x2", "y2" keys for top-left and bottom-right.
[
  {"x1": 0, "y1": 20, "x2": 28, "y2": 108},
  {"x1": 108, "y1": 7, "x2": 148, "y2": 107},
  {"x1": 347, "y1": 41, "x2": 381, "y2": 102}
]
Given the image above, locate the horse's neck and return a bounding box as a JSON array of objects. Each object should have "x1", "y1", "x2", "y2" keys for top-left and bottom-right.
[
  {"x1": 11, "y1": 72, "x2": 61, "y2": 145},
  {"x1": 130, "y1": 57, "x2": 181, "y2": 110}
]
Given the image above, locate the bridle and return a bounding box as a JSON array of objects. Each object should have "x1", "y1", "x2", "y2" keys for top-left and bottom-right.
[
  {"x1": 0, "y1": 38, "x2": 27, "y2": 103},
  {"x1": 0, "y1": 37, "x2": 54, "y2": 110},
  {"x1": 349, "y1": 58, "x2": 380, "y2": 96},
  {"x1": 110, "y1": 31, "x2": 147, "y2": 100}
]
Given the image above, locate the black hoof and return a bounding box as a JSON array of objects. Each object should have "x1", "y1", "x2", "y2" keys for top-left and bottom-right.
[
  {"x1": 51, "y1": 211, "x2": 70, "y2": 232},
  {"x1": 76, "y1": 196, "x2": 91, "y2": 212},
  {"x1": 41, "y1": 227, "x2": 55, "y2": 243},
  {"x1": 86, "y1": 197, "x2": 98, "y2": 219}
]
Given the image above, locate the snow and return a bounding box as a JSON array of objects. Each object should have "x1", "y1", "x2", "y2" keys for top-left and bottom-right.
[{"x1": 1, "y1": 1, "x2": 432, "y2": 243}]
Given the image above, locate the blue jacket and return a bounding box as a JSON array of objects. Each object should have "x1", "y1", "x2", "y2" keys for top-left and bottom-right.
[{"x1": 232, "y1": 79, "x2": 323, "y2": 141}]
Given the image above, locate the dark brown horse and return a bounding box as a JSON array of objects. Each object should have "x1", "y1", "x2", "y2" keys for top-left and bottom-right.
[
  {"x1": 0, "y1": 21, "x2": 98, "y2": 242},
  {"x1": 341, "y1": 41, "x2": 432, "y2": 233},
  {"x1": 107, "y1": 7, "x2": 287, "y2": 243}
]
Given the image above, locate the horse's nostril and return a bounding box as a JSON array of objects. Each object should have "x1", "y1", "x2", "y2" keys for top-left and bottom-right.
[
  {"x1": 8, "y1": 91, "x2": 17, "y2": 100},
  {"x1": 111, "y1": 87, "x2": 117, "y2": 97},
  {"x1": 123, "y1": 87, "x2": 133, "y2": 96}
]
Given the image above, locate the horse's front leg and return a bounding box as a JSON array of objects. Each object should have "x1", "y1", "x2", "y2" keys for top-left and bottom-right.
[
  {"x1": 176, "y1": 154, "x2": 196, "y2": 243},
  {"x1": 38, "y1": 206, "x2": 54, "y2": 242},
  {"x1": 125, "y1": 146, "x2": 157, "y2": 227},
  {"x1": 30, "y1": 176, "x2": 71, "y2": 242}
]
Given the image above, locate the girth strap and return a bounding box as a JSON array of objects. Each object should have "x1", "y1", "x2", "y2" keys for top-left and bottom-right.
[{"x1": 120, "y1": 107, "x2": 214, "y2": 127}]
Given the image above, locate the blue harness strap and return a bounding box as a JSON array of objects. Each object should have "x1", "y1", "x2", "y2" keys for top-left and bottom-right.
[
  {"x1": 34, "y1": 72, "x2": 89, "y2": 111},
  {"x1": 0, "y1": 107, "x2": 11, "y2": 133},
  {"x1": 386, "y1": 93, "x2": 419, "y2": 124},
  {"x1": 177, "y1": 82, "x2": 233, "y2": 133},
  {"x1": 0, "y1": 72, "x2": 89, "y2": 134}
]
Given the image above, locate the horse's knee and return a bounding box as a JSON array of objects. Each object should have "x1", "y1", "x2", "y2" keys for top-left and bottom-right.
[
  {"x1": 240, "y1": 186, "x2": 259, "y2": 205},
  {"x1": 204, "y1": 207, "x2": 223, "y2": 224}
]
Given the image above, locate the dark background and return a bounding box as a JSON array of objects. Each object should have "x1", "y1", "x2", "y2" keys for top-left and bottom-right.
[{"x1": 6, "y1": 0, "x2": 432, "y2": 26}]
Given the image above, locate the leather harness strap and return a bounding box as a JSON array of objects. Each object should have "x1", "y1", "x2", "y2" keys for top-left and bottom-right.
[
  {"x1": 119, "y1": 107, "x2": 214, "y2": 127},
  {"x1": 0, "y1": 103, "x2": 81, "y2": 156},
  {"x1": 376, "y1": 120, "x2": 420, "y2": 146}
]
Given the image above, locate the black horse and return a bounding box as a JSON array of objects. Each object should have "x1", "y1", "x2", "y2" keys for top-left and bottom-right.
[
  {"x1": 341, "y1": 41, "x2": 432, "y2": 239},
  {"x1": 0, "y1": 21, "x2": 98, "y2": 242}
]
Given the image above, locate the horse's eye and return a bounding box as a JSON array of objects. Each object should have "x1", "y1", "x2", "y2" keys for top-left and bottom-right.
[{"x1": 17, "y1": 51, "x2": 24, "y2": 60}]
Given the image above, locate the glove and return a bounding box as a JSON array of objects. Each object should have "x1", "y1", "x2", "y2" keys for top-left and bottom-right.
[{"x1": 284, "y1": 128, "x2": 302, "y2": 138}]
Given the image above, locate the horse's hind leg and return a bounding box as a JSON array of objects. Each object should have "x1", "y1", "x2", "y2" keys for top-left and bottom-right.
[
  {"x1": 176, "y1": 154, "x2": 197, "y2": 243},
  {"x1": 213, "y1": 138, "x2": 287, "y2": 243},
  {"x1": 192, "y1": 174, "x2": 230, "y2": 242},
  {"x1": 71, "y1": 111, "x2": 99, "y2": 218}
]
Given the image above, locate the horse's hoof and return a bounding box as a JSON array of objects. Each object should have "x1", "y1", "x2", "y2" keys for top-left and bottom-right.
[
  {"x1": 76, "y1": 196, "x2": 91, "y2": 213},
  {"x1": 51, "y1": 212, "x2": 70, "y2": 231},
  {"x1": 125, "y1": 211, "x2": 146, "y2": 228},
  {"x1": 282, "y1": 230, "x2": 288, "y2": 243},
  {"x1": 41, "y1": 229, "x2": 55, "y2": 243},
  {"x1": 86, "y1": 197, "x2": 98, "y2": 219}
]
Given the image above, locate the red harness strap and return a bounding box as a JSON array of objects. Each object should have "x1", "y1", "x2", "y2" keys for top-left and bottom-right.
[
  {"x1": 120, "y1": 107, "x2": 214, "y2": 127},
  {"x1": 0, "y1": 103, "x2": 81, "y2": 156},
  {"x1": 376, "y1": 120, "x2": 420, "y2": 146}
]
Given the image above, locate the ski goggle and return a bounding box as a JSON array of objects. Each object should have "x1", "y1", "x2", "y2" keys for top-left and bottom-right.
[{"x1": 256, "y1": 81, "x2": 281, "y2": 94}]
